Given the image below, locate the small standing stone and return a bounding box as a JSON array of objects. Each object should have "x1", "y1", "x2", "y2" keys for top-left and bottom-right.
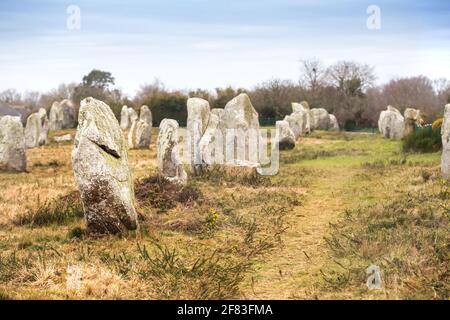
[
  {"x1": 276, "y1": 120, "x2": 296, "y2": 150},
  {"x1": 25, "y1": 108, "x2": 49, "y2": 148},
  {"x1": 403, "y1": 108, "x2": 422, "y2": 137},
  {"x1": 187, "y1": 98, "x2": 211, "y2": 174},
  {"x1": 157, "y1": 119, "x2": 187, "y2": 184},
  {"x1": 0, "y1": 116, "x2": 27, "y2": 172},
  {"x1": 120, "y1": 105, "x2": 130, "y2": 130},
  {"x1": 328, "y1": 114, "x2": 340, "y2": 131},
  {"x1": 128, "y1": 119, "x2": 151, "y2": 149}
]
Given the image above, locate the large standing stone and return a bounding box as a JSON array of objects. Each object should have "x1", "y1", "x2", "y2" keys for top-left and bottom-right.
[
  {"x1": 328, "y1": 114, "x2": 340, "y2": 132},
  {"x1": 72, "y1": 97, "x2": 138, "y2": 234},
  {"x1": 157, "y1": 119, "x2": 187, "y2": 184},
  {"x1": 0, "y1": 116, "x2": 26, "y2": 172},
  {"x1": 276, "y1": 120, "x2": 296, "y2": 150},
  {"x1": 49, "y1": 99, "x2": 76, "y2": 130},
  {"x1": 187, "y1": 98, "x2": 211, "y2": 174},
  {"x1": 310, "y1": 108, "x2": 330, "y2": 130},
  {"x1": 403, "y1": 108, "x2": 422, "y2": 137},
  {"x1": 222, "y1": 93, "x2": 260, "y2": 164},
  {"x1": 441, "y1": 104, "x2": 450, "y2": 179},
  {"x1": 128, "y1": 119, "x2": 151, "y2": 149},
  {"x1": 25, "y1": 108, "x2": 49, "y2": 148},
  {"x1": 378, "y1": 106, "x2": 404, "y2": 140}
]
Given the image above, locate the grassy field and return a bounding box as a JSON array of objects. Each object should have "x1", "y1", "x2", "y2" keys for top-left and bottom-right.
[{"x1": 0, "y1": 129, "x2": 448, "y2": 300}]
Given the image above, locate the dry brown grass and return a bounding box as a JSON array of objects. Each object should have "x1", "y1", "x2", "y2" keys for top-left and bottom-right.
[{"x1": 0, "y1": 129, "x2": 446, "y2": 300}]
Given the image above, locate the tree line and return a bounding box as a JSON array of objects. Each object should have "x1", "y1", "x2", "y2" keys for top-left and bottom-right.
[{"x1": 1, "y1": 59, "x2": 449, "y2": 129}]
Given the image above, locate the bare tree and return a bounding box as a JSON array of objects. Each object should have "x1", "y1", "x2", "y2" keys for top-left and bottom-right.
[
  {"x1": 0, "y1": 89, "x2": 22, "y2": 104},
  {"x1": 299, "y1": 58, "x2": 327, "y2": 92},
  {"x1": 326, "y1": 61, "x2": 376, "y2": 96}
]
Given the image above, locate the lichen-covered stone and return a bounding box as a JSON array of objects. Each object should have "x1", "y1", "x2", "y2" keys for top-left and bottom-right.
[
  {"x1": 128, "y1": 119, "x2": 151, "y2": 149},
  {"x1": 441, "y1": 104, "x2": 450, "y2": 179},
  {"x1": 403, "y1": 108, "x2": 422, "y2": 137},
  {"x1": 25, "y1": 108, "x2": 49, "y2": 148},
  {"x1": 378, "y1": 106, "x2": 404, "y2": 140},
  {"x1": 72, "y1": 97, "x2": 138, "y2": 234},
  {"x1": 0, "y1": 116, "x2": 26, "y2": 172},
  {"x1": 291, "y1": 102, "x2": 311, "y2": 134},
  {"x1": 328, "y1": 114, "x2": 340, "y2": 131},
  {"x1": 49, "y1": 99, "x2": 76, "y2": 130},
  {"x1": 199, "y1": 113, "x2": 222, "y2": 166},
  {"x1": 276, "y1": 120, "x2": 295, "y2": 150},
  {"x1": 120, "y1": 105, "x2": 130, "y2": 130},
  {"x1": 284, "y1": 114, "x2": 301, "y2": 139},
  {"x1": 38, "y1": 108, "x2": 49, "y2": 145},
  {"x1": 157, "y1": 119, "x2": 187, "y2": 184},
  {"x1": 222, "y1": 93, "x2": 261, "y2": 164},
  {"x1": 310, "y1": 108, "x2": 330, "y2": 130},
  {"x1": 187, "y1": 98, "x2": 210, "y2": 174},
  {"x1": 140, "y1": 105, "x2": 152, "y2": 126}
]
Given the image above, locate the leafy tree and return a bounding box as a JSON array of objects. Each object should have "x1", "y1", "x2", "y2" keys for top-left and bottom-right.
[{"x1": 82, "y1": 69, "x2": 115, "y2": 90}]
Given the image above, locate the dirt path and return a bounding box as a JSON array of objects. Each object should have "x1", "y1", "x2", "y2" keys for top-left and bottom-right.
[{"x1": 242, "y1": 166, "x2": 356, "y2": 299}]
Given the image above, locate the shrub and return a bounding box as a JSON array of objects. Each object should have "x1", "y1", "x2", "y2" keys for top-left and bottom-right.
[
  {"x1": 12, "y1": 192, "x2": 84, "y2": 227},
  {"x1": 402, "y1": 126, "x2": 442, "y2": 153},
  {"x1": 432, "y1": 118, "x2": 443, "y2": 130}
]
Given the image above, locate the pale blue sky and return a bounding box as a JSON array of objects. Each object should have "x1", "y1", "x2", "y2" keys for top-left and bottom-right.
[{"x1": 0, "y1": 0, "x2": 449, "y2": 96}]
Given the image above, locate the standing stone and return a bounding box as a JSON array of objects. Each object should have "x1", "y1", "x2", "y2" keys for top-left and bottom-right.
[
  {"x1": 276, "y1": 120, "x2": 296, "y2": 150},
  {"x1": 25, "y1": 113, "x2": 41, "y2": 148},
  {"x1": 120, "y1": 105, "x2": 130, "y2": 130},
  {"x1": 72, "y1": 97, "x2": 138, "y2": 234},
  {"x1": 49, "y1": 101, "x2": 63, "y2": 130},
  {"x1": 128, "y1": 119, "x2": 151, "y2": 149},
  {"x1": 25, "y1": 108, "x2": 49, "y2": 148},
  {"x1": 129, "y1": 108, "x2": 138, "y2": 124},
  {"x1": 140, "y1": 105, "x2": 152, "y2": 126},
  {"x1": 38, "y1": 108, "x2": 49, "y2": 145},
  {"x1": 222, "y1": 93, "x2": 261, "y2": 164},
  {"x1": 378, "y1": 106, "x2": 404, "y2": 140},
  {"x1": 49, "y1": 99, "x2": 76, "y2": 130},
  {"x1": 0, "y1": 116, "x2": 26, "y2": 172},
  {"x1": 157, "y1": 119, "x2": 187, "y2": 184},
  {"x1": 291, "y1": 102, "x2": 311, "y2": 134},
  {"x1": 310, "y1": 108, "x2": 330, "y2": 130},
  {"x1": 60, "y1": 99, "x2": 76, "y2": 128},
  {"x1": 187, "y1": 98, "x2": 211, "y2": 174},
  {"x1": 441, "y1": 104, "x2": 450, "y2": 179},
  {"x1": 403, "y1": 108, "x2": 422, "y2": 137},
  {"x1": 284, "y1": 114, "x2": 301, "y2": 139},
  {"x1": 328, "y1": 114, "x2": 340, "y2": 131},
  {"x1": 199, "y1": 113, "x2": 222, "y2": 167}
]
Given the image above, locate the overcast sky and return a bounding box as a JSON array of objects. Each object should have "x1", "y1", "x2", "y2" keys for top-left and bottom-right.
[{"x1": 1, "y1": 0, "x2": 449, "y2": 96}]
